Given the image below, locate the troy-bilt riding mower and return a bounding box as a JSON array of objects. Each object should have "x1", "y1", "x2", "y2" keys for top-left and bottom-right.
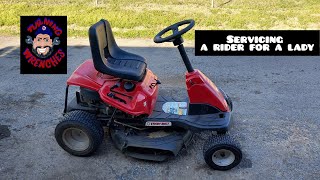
[{"x1": 55, "y1": 19, "x2": 242, "y2": 170}]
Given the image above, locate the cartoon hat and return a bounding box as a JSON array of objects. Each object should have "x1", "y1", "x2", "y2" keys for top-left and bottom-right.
[{"x1": 35, "y1": 25, "x2": 53, "y2": 37}]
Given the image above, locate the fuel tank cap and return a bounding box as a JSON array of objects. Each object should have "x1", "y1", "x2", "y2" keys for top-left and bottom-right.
[{"x1": 124, "y1": 82, "x2": 135, "y2": 92}]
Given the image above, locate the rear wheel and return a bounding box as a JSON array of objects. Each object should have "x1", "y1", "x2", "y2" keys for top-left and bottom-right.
[
  {"x1": 203, "y1": 135, "x2": 242, "y2": 171},
  {"x1": 55, "y1": 110, "x2": 104, "y2": 156}
]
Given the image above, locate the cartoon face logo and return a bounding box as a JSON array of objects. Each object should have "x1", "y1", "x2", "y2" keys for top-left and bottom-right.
[
  {"x1": 21, "y1": 16, "x2": 67, "y2": 74},
  {"x1": 25, "y1": 25, "x2": 60, "y2": 58}
]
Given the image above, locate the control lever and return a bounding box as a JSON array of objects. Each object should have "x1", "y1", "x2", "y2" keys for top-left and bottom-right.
[
  {"x1": 111, "y1": 81, "x2": 121, "y2": 90},
  {"x1": 107, "y1": 92, "x2": 126, "y2": 104},
  {"x1": 110, "y1": 80, "x2": 133, "y2": 99}
]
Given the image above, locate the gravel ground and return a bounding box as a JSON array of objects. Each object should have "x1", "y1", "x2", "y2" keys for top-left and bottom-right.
[{"x1": 0, "y1": 36, "x2": 320, "y2": 179}]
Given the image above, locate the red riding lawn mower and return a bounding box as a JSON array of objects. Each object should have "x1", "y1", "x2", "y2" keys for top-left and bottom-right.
[{"x1": 54, "y1": 19, "x2": 242, "y2": 171}]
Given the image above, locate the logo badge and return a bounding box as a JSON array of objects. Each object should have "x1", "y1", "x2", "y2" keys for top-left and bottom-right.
[{"x1": 20, "y1": 16, "x2": 67, "y2": 74}]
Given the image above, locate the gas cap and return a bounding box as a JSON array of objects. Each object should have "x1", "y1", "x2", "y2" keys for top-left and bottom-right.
[{"x1": 124, "y1": 82, "x2": 135, "y2": 92}]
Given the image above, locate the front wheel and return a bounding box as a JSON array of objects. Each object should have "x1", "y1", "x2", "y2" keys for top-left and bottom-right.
[
  {"x1": 203, "y1": 135, "x2": 242, "y2": 171},
  {"x1": 55, "y1": 110, "x2": 104, "y2": 156}
]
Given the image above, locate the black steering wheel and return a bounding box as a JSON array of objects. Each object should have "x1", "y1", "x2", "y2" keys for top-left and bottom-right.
[{"x1": 154, "y1": 19, "x2": 195, "y2": 43}]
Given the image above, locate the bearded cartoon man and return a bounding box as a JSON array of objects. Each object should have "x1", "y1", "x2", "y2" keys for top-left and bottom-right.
[{"x1": 25, "y1": 25, "x2": 60, "y2": 58}]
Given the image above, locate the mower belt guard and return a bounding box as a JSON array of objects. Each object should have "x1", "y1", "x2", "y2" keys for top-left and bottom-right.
[
  {"x1": 110, "y1": 128, "x2": 193, "y2": 161},
  {"x1": 146, "y1": 112, "x2": 231, "y2": 132}
]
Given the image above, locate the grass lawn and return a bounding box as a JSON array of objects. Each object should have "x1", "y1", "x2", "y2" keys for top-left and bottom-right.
[{"x1": 0, "y1": 0, "x2": 319, "y2": 39}]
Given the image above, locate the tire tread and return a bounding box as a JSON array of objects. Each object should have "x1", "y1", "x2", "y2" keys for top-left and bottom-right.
[
  {"x1": 55, "y1": 110, "x2": 104, "y2": 156},
  {"x1": 203, "y1": 134, "x2": 242, "y2": 170}
]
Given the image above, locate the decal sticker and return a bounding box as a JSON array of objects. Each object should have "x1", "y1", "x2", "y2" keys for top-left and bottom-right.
[
  {"x1": 145, "y1": 122, "x2": 172, "y2": 126},
  {"x1": 162, "y1": 102, "x2": 188, "y2": 115}
]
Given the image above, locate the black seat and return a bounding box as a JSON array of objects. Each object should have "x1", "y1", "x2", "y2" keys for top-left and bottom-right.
[{"x1": 89, "y1": 19, "x2": 147, "y2": 81}]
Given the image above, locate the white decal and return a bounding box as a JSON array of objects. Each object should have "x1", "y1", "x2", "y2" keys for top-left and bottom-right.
[
  {"x1": 162, "y1": 102, "x2": 188, "y2": 115},
  {"x1": 145, "y1": 122, "x2": 172, "y2": 126}
]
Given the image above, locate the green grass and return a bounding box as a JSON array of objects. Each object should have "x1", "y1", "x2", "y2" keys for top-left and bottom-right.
[{"x1": 0, "y1": 0, "x2": 319, "y2": 39}]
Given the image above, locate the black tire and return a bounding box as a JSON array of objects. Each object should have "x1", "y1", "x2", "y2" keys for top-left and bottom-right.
[
  {"x1": 55, "y1": 110, "x2": 104, "y2": 156},
  {"x1": 203, "y1": 135, "x2": 242, "y2": 171}
]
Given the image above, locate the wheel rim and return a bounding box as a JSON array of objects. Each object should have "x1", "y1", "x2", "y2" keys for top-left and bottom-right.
[
  {"x1": 212, "y1": 149, "x2": 235, "y2": 166},
  {"x1": 62, "y1": 128, "x2": 90, "y2": 151}
]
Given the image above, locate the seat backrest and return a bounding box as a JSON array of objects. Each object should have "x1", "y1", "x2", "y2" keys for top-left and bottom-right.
[
  {"x1": 89, "y1": 19, "x2": 122, "y2": 73},
  {"x1": 88, "y1": 19, "x2": 147, "y2": 81},
  {"x1": 89, "y1": 20, "x2": 108, "y2": 73}
]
